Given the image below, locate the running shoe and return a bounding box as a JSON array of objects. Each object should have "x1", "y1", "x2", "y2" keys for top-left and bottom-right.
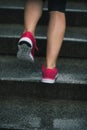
[
  {"x1": 41, "y1": 64, "x2": 58, "y2": 83},
  {"x1": 17, "y1": 31, "x2": 38, "y2": 62}
]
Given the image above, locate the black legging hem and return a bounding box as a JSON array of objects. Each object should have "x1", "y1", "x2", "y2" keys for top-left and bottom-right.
[{"x1": 43, "y1": 0, "x2": 67, "y2": 13}]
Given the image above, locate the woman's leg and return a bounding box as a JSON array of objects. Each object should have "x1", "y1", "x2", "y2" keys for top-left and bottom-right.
[
  {"x1": 24, "y1": 0, "x2": 43, "y2": 35},
  {"x1": 17, "y1": 0, "x2": 43, "y2": 61},
  {"x1": 46, "y1": 0, "x2": 66, "y2": 68},
  {"x1": 41, "y1": 0, "x2": 66, "y2": 83},
  {"x1": 46, "y1": 11, "x2": 66, "y2": 68}
]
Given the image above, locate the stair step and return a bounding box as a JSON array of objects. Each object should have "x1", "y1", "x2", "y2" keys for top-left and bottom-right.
[
  {"x1": 0, "y1": 0, "x2": 87, "y2": 26},
  {"x1": 0, "y1": 0, "x2": 86, "y2": 11},
  {"x1": 0, "y1": 56, "x2": 87, "y2": 100},
  {"x1": 0, "y1": 24, "x2": 87, "y2": 58},
  {"x1": 0, "y1": 1, "x2": 87, "y2": 129},
  {"x1": 0, "y1": 96, "x2": 87, "y2": 130}
]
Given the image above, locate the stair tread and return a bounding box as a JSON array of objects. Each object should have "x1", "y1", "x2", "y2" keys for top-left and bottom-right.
[
  {"x1": 0, "y1": 0, "x2": 87, "y2": 12},
  {"x1": 0, "y1": 24, "x2": 87, "y2": 42},
  {"x1": 0, "y1": 56, "x2": 87, "y2": 85},
  {"x1": 0, "y1": 96, "x2": 87, "y2": 130}
]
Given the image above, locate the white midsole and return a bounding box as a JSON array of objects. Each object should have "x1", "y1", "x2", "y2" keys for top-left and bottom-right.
[
  {"x1": 29, "y1": 52, "x2": 34, "y2": 62},
  {"x1": 19, "y1": 37, "x2": 33, "y2": 48},
  {"x1": 42, "y1": 78, "x2": 55, "y2": 84},
  {"x1": 42, "y1": 74, "x2": 58, "y2": 84}
]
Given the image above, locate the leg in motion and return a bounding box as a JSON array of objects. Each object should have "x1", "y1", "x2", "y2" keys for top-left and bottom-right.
[
  {"x1": 42, "y1": 0, "x2": 66, "y2": 83},
  {"x1": 17, "y1": 0, "x2": 43, "y2": 62},
  {"x1": 46, "y1": 11, "x2": 66, "y2": 69}
]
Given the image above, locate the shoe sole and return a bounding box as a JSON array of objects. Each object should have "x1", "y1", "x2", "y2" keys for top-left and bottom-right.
[
  {"x1": 17, "y1": 43, "x2": 34, "y2": 62},
  {"x1": 41, "y1": 74, "x2": 58, "y2": 84}
]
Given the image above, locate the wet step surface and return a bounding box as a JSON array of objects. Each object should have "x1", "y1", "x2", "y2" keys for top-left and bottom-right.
[
  {"x1": 0, "y1": 56, "x2": 87, "y2": 100},
  {"x1": 0, "y1": 24, "x2": 87, "y2": 42},
  {"x1": 0, "y1": 56, "x2": 87, "y2": 84},
  {"x1": 0, "y1": 96, "x2": 87, "y2": 130},
  {"x1": 0, "y1": 0, "x2": 87, "y2": 11},
  {"x1": 0, "y1": 0, "x2": 87, "y2": 26},
  {"x1": 0, "y1": 24, "x2": 87, "y2": 41},
  {"x1": 0, "y1": 24, "x2": 87, "y2": 58}
]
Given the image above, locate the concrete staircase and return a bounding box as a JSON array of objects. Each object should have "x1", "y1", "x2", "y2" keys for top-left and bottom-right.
[{"x1": 0, "y1": 0, "x2": 87, "y2": 129}]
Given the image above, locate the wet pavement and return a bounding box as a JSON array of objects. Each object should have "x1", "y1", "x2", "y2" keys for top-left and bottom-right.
[{"x1": 0, "y1": 96, "x2": 87, "y2": 130}]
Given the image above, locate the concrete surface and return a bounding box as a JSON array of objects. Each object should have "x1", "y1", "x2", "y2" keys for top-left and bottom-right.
[{"x1": 0, "y1": 96, "x2": 87, "y2": 130}]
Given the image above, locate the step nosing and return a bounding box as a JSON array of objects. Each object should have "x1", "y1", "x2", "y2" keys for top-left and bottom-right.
[
  {"x1": 0, "y1": 7, "x2": 87, "y2": 13},
  {"x1": 0, "y1": 78, "x2": 87, "y2": 85},
  {"x1": 0, "y1": 35, "x2": 87, "y2": 42},
  {"x1": 66, "y1": 9, "x2": 87, "y2": 13},
  {"x1": 64, "y1": 38, "x2": 87, "y2": 42}
]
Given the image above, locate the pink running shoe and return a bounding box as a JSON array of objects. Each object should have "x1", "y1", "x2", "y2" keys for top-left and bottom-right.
[
  {"x1": 41, "y1": 64, "x2": 58, "y2": 84},
  {"x1": 17, "y1": 31, "x2": 38, "y2": 62}
]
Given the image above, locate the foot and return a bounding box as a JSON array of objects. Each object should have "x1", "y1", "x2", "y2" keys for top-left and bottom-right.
[
  {"x1": 41, "y1": 64, "x2": 58, "y2": 84},
  {"x1": 17, "y1": 31, "x2": 38, "y2": 62}
]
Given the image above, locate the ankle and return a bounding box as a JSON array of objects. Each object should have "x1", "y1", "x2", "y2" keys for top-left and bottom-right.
[
  {"x1": 45, "y1": 62, "x2": 56, "y2": 69},
  {"x1": 24, "y1": 30, "x2": 35, "y2": 36}
]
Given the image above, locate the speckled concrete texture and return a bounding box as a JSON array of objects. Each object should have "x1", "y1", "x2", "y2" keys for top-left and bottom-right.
[
  {"x1": 0, "y1": 56, "x2": 87, "y2": 100},
  {"x1": 0, "y1": 0, "x2": 87, "y2": 130},
  {"x1": 0, "y1": 56, "x2": 87, "y2": 84},
  {"x1": 0, "y1": 96, "x2": 87, "y2": 130}
]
